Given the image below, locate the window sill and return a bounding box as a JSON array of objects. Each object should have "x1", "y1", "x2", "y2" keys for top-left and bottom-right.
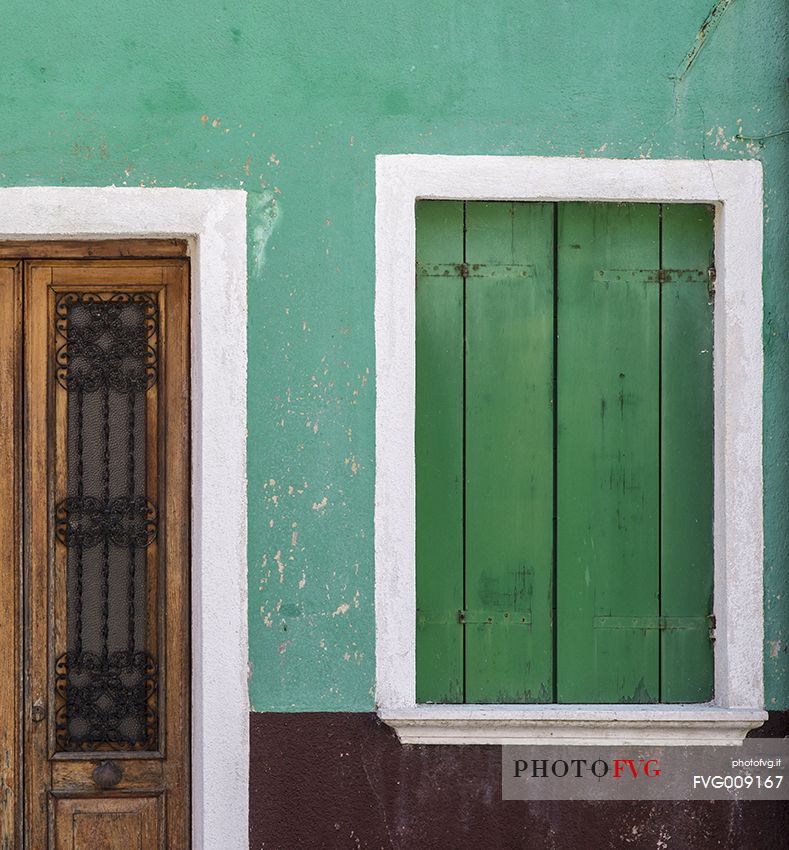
[{"x1": 379, "y1": 705, "x2": 767, "y2": 746}]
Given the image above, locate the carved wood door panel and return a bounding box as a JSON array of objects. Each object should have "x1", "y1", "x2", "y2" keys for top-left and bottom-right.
[{"x1": 0, "y1": 253, "x2": 190, "y2": 849}]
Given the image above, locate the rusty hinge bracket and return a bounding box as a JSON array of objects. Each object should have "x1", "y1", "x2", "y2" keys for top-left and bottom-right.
[
  {"x1": 593, "y1": 615, "x2": 712, "y2": 631},
  {"x1": 414, "y1": 261, "x2": 467, "y2": 279},
  {"x1": 458, "y1": 609, "x2": 532, "y2": 625},
  {"x1": 416, "y1": 262, "x2": 535, "y2": 280},
  {"x1": 416, "y1": 609, "x2": 532, "y2": 626},
  {"x1": 596, "y1": 269, "x2": 710, "y2": 285}
]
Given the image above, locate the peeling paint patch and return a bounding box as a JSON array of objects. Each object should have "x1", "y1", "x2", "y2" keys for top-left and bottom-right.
[
  {"x1": 333, "y1": 602, "x2": 351, "y2": 617},
  {"x1": 250, "y1": 189, "x2": 282, "y2": 271},
  {"x1": 707, "y1": 125, "x2": 731, "y2": 151},
  {"x1": 274, "y1": 549, "x2": 286, "y2": 583}
]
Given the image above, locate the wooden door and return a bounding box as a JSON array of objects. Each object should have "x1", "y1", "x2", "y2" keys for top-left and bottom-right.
[{"x1": 0, "y1": 254, "x2": 191, "y2": 849}]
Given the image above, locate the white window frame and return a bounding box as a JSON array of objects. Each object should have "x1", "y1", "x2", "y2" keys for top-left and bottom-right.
[
  {"x1": 0, "y1": 187, "x2": 249, "y2": 849},
  {"x1": 374, "y1": 155, "x2": 767, "y2": 746}
]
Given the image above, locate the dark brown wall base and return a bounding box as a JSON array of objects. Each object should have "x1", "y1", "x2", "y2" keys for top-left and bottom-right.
[{"x1": 249, "y1": 712, "x2": 789, "y2": 850}]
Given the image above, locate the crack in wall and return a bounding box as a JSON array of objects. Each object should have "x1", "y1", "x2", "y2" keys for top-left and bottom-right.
[{"x1": 675, "y1": 0, "x2": 736, "y2": 81}]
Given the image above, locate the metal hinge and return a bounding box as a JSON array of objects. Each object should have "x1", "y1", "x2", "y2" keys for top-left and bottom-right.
[
  {"x1": 416, "y1": 262, "x2": 535, "y2": 280},
  {"x1": 416, "y1": 609, "x2": 532, "y2": 626},
  {"x1": 596, "y1": 269, "x2": 710, "y2": 285},
  {"x1": 458, "y1": 609, "x2": 532, "y2": 625},
  {"x1": 593, "y1": 615, "x2": 712, "y2": 631},
  {"x1": 592, "y1": 614, "x2": 716, "y2": 643},
  {"x1": 707, "y1": 266, "x2": 717, "y2": 300}
]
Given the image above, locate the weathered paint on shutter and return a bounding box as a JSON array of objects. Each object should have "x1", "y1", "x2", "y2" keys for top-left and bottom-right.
[
  {"x1": 660, "y1": 203, "x2": 715, "y2": 702},
  {"x1": 464, "y1": 202, "x2": 554, "y2": 703},
  {"x1": 415, "y1": 200, "x2": 464, "y2": 702},
  {"x1": 556, "y1": 203, "x2": 661, "y2": 703},
  {"x1": 416, "y1": 200, "x2": 714, "y2": 705}
]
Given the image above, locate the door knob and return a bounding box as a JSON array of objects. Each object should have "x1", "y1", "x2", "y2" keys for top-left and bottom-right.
[{"x1": 93, "y1": 761, "x2": 123, "y2": 789}]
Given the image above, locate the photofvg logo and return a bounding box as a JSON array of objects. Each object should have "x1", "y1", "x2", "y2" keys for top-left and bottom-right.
[
  {"x1": 513, "y1": 756, "x2": 661, "y2": 781},
  {"x1": 502, "y1": 741, "x2": 789, "y2": 801}
]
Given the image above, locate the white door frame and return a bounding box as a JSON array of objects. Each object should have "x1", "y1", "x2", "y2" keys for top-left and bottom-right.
[{"x1": 0, "y1": 187, "x2": 249, "y2": 850}]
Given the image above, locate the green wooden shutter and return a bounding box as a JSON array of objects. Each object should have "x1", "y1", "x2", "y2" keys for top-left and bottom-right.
[
  {"x1": 660, "y1": 203, "x2": 715, "y2": 702},
  {"x1": 415, "y1": 200, "x2": 464, "y2": 703},
  {"x1": 556, "y1": 203, "x2": 661, "y2": 703},
  {"x1": 464, "y1": 202, "x2": 554, "y2": 703},
  {"x1": 415, "y1": 200, "x2": 714, "y2": 705}
]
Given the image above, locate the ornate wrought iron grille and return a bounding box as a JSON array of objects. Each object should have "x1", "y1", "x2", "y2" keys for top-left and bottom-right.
[{"x1": 53, "y1": 292, "x2": 159, "y2": 751}]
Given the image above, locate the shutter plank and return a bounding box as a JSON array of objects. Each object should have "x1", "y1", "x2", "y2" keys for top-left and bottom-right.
[
  {"x1": 464, "y1": 202, "x2": 554, "y2": 703},
  {"x1": 557, "y1": 203, "x2": 661, "y2": 703},
  {"x1": 415, "y1": 200, "x2": 464, "y2": 703},
  {"x1": 660, "y1": 203, "x2": 715, "y2": 702}
]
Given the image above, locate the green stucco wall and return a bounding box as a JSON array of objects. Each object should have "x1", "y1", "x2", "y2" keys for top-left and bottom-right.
[{"x1": 1, "y1": 0, "x2": 786, "y2": 711}]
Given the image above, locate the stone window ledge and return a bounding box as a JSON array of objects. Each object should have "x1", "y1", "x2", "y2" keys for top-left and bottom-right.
[{"x1": 379, "y1": 705, "x2": 768, "y2": 746}]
